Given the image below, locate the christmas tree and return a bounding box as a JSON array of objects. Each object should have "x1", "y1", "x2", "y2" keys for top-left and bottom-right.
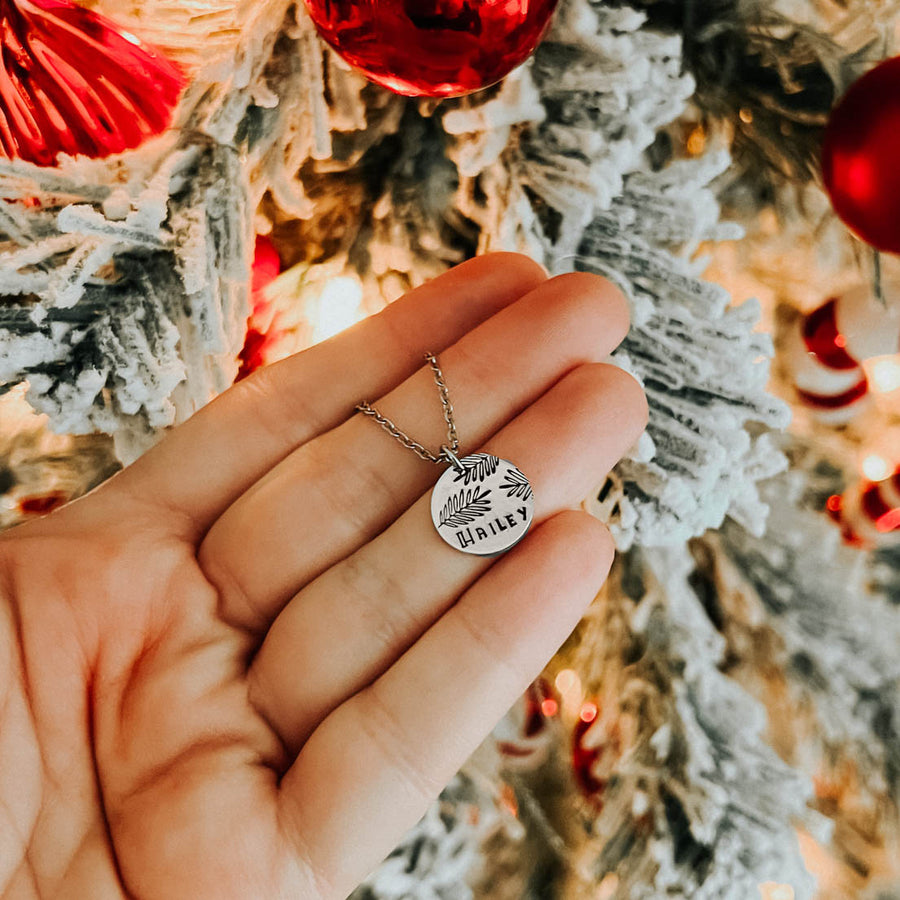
[{"x1": 1, "y1": 0, "x2": 899, "y2": 896}]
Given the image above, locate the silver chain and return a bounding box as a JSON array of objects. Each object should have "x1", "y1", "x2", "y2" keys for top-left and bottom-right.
[{"x1": 356, "y1": 353, "x2": 462, "y2": 468}]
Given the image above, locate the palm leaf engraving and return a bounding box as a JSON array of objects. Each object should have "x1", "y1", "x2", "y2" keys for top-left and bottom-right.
[
  {"x1": 452, "y1": 453, "x2": 501, "y2": 485},
  {"x1": 439, "y1": 485, "x2": 492, "y2": 528},
  {"x1": 500, "y1": 468, "x2": 533, "y2": 501}
]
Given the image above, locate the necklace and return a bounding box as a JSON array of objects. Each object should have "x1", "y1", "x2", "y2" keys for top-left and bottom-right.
[{"x1": 356, "y1": 353, "x2": 535, "y2": 556}]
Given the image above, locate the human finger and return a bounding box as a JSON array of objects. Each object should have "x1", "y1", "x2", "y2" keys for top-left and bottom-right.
[
  {"x1": 277, "y1": 509, "x2": 613, "y2": 899},
  {"x1": 200, "y1": 273, "x2": 630, "y2": 632},
  {"x1": 110, "y1": 253, "x2": 547, "y2": 538},
  {"x1": 247, "y1": 362, "x2": 645, "y2": 754}
]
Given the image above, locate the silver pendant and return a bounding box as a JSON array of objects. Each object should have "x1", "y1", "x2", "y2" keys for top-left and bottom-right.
[{"x1": 430, "y1": 453, "x2": 535, "y2": 557}]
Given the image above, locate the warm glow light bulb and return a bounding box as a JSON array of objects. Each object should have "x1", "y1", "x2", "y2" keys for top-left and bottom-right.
[
  {"x1": 759, "y1": 883, "x2": 795, "y2": 900},
  {"x1": 311, "y1": 277, "x2": 365, "y2": 343},
  {"x1": 540, "y1": 698, "x2": 558, "y2": 717},
  {"x1": 686, "y1": 127, "x2": 706, "y2": 156},
  {"x1": 869, "y1": 355, "x2": 900, "y2": 393},
  {"x1": 553, "y1": 668, "x2": 584, "y2": 715},
  {"x1": 597, "y1": 874, "x2": 619, "y2": 899},
  {"x1": 858, "y1": 426, "x2": 900, "y2": 482},
  {"x1": 862, "y1": 454, "x2": 891, "y2": 482}
]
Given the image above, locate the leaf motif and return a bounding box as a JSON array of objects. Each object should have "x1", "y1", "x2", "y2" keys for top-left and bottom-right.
[
  {"x1": 452, "y1": 453, "x2": 501, "y2": 485},
  {"x1": 499, "y1": 468, "x2": 533, "y2": 501},
  {"x1": 439, "y1": 485, "x2": 492, "y2": 528}
]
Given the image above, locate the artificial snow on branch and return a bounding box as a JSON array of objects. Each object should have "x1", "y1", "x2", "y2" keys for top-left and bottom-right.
[
  {"x1": 583, "y1": 547, "x2": 818, "y2": 898},
  {"x1": 716, "y1": 457, "x2": 900, "y2": 807},
  {"x1": 477, "y1": 547, "x2": 819, "y2": 899},
  {"x1": 443, "y1": 0, "x2": 790, "y2": 546}
]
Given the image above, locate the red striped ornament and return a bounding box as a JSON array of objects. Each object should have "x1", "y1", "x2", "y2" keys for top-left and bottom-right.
[
  {"x1": 571, "y1": 699, "x2": 621, "y2": 805},
  {"x1": 494, "y1": 678, "x2": 558, "y2": 770},
  {"x1": 789, "y1": 284, "x2": 900, "y2": 424},
  {"x1": 827, "y1": 466, "x2": 900, "y2": 548}
]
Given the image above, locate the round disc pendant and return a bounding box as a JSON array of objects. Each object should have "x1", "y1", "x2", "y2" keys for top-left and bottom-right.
[{"x1": 430, "y1": 454, "x2": 535, "y2": 556}]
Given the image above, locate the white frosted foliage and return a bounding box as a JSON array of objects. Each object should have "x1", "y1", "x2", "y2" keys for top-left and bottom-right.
[
  {"x1": 557, "y1": 546, "x2": 820, "y2": 899},
  {"x1": 719, "y1": 467, "x2": 900, "y2": 800},
  {"x1": 445, "y1": 1, "x2": 788, "y2": 546}
]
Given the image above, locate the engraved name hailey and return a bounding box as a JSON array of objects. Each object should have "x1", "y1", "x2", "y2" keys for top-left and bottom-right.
[{"x1": 454, "y1": 506, "x2": 529, "y2": 549}]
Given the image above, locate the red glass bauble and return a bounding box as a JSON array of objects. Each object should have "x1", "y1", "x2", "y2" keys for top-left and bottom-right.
[
  {"x1": 301, "y1": 0, "x2": 560, "y2": 97},
  {"x1": 237, "y1": 236, "x2": 282, "y2": 382},
  {"x1": 0, "y1": 0, "x2": 185, "y2": 167},
  {"x1": 822, "y1": 56, "x2": 900, "y2": 254}
]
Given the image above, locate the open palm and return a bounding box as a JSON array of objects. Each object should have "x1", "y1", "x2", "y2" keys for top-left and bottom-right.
[{"x1": 0, "y1": 254, "x2": 646, "y2": 899}]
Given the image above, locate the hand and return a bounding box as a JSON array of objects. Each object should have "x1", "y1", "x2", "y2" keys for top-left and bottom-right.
[{"x1": 0, "y1": 254, "x2": 646, "y2": 899}]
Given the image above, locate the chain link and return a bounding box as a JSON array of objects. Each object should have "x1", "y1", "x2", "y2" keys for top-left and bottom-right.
[{"x1": 356, "y1": 353, "x2": 460, "y2": 466}]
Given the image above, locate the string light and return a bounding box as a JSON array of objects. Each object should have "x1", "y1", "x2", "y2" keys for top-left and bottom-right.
[
  {"x1": 540, "y1": 698, "x2": 558, "y2": 717},
  {"x1": 862, "y1": 453, "x2": 891, "y2": 482},
  {"x1": 686, "y1": 126, "x2": 706, "y2": 156},
  {"x1": 553, "y1": 668, "x2": 581, "y2": 709},
  {"x1": 759, "y1": 883, "x2": 795, "y2": 900},
  {"x1": 498, "y1": 783, "x2": 518, "y2": 818},
  {"x1": 869, "y1": 355, "x2": 900, "y2": 393},
  {"x1": 597, "y1": 874, "x2": 619, "y2": 899},
  {"x1": 311, "y1": 277, "x2": 365, "y2": 343},
  {"x1": 857, "y1": 426, "x2": 900, "y2": 482}
]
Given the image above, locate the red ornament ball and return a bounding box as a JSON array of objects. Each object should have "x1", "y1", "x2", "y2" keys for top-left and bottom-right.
[
  {"x1": 822, "y1": 56, "x2": 900, "y2": 254},
  {"x1": 301, "y1": 0, "x2": 560, "y2": 97},
  {"x1": 0, "y1": 0, "x2": 184, "y2": 167},
  {"x1": 237, "y1": 236, "x2": 283, "y2": 382}
]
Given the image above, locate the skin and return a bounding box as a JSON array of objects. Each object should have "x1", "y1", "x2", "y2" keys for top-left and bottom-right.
[{"x1": 0, "y1": 254, "x2": 647, "y2": 900}]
